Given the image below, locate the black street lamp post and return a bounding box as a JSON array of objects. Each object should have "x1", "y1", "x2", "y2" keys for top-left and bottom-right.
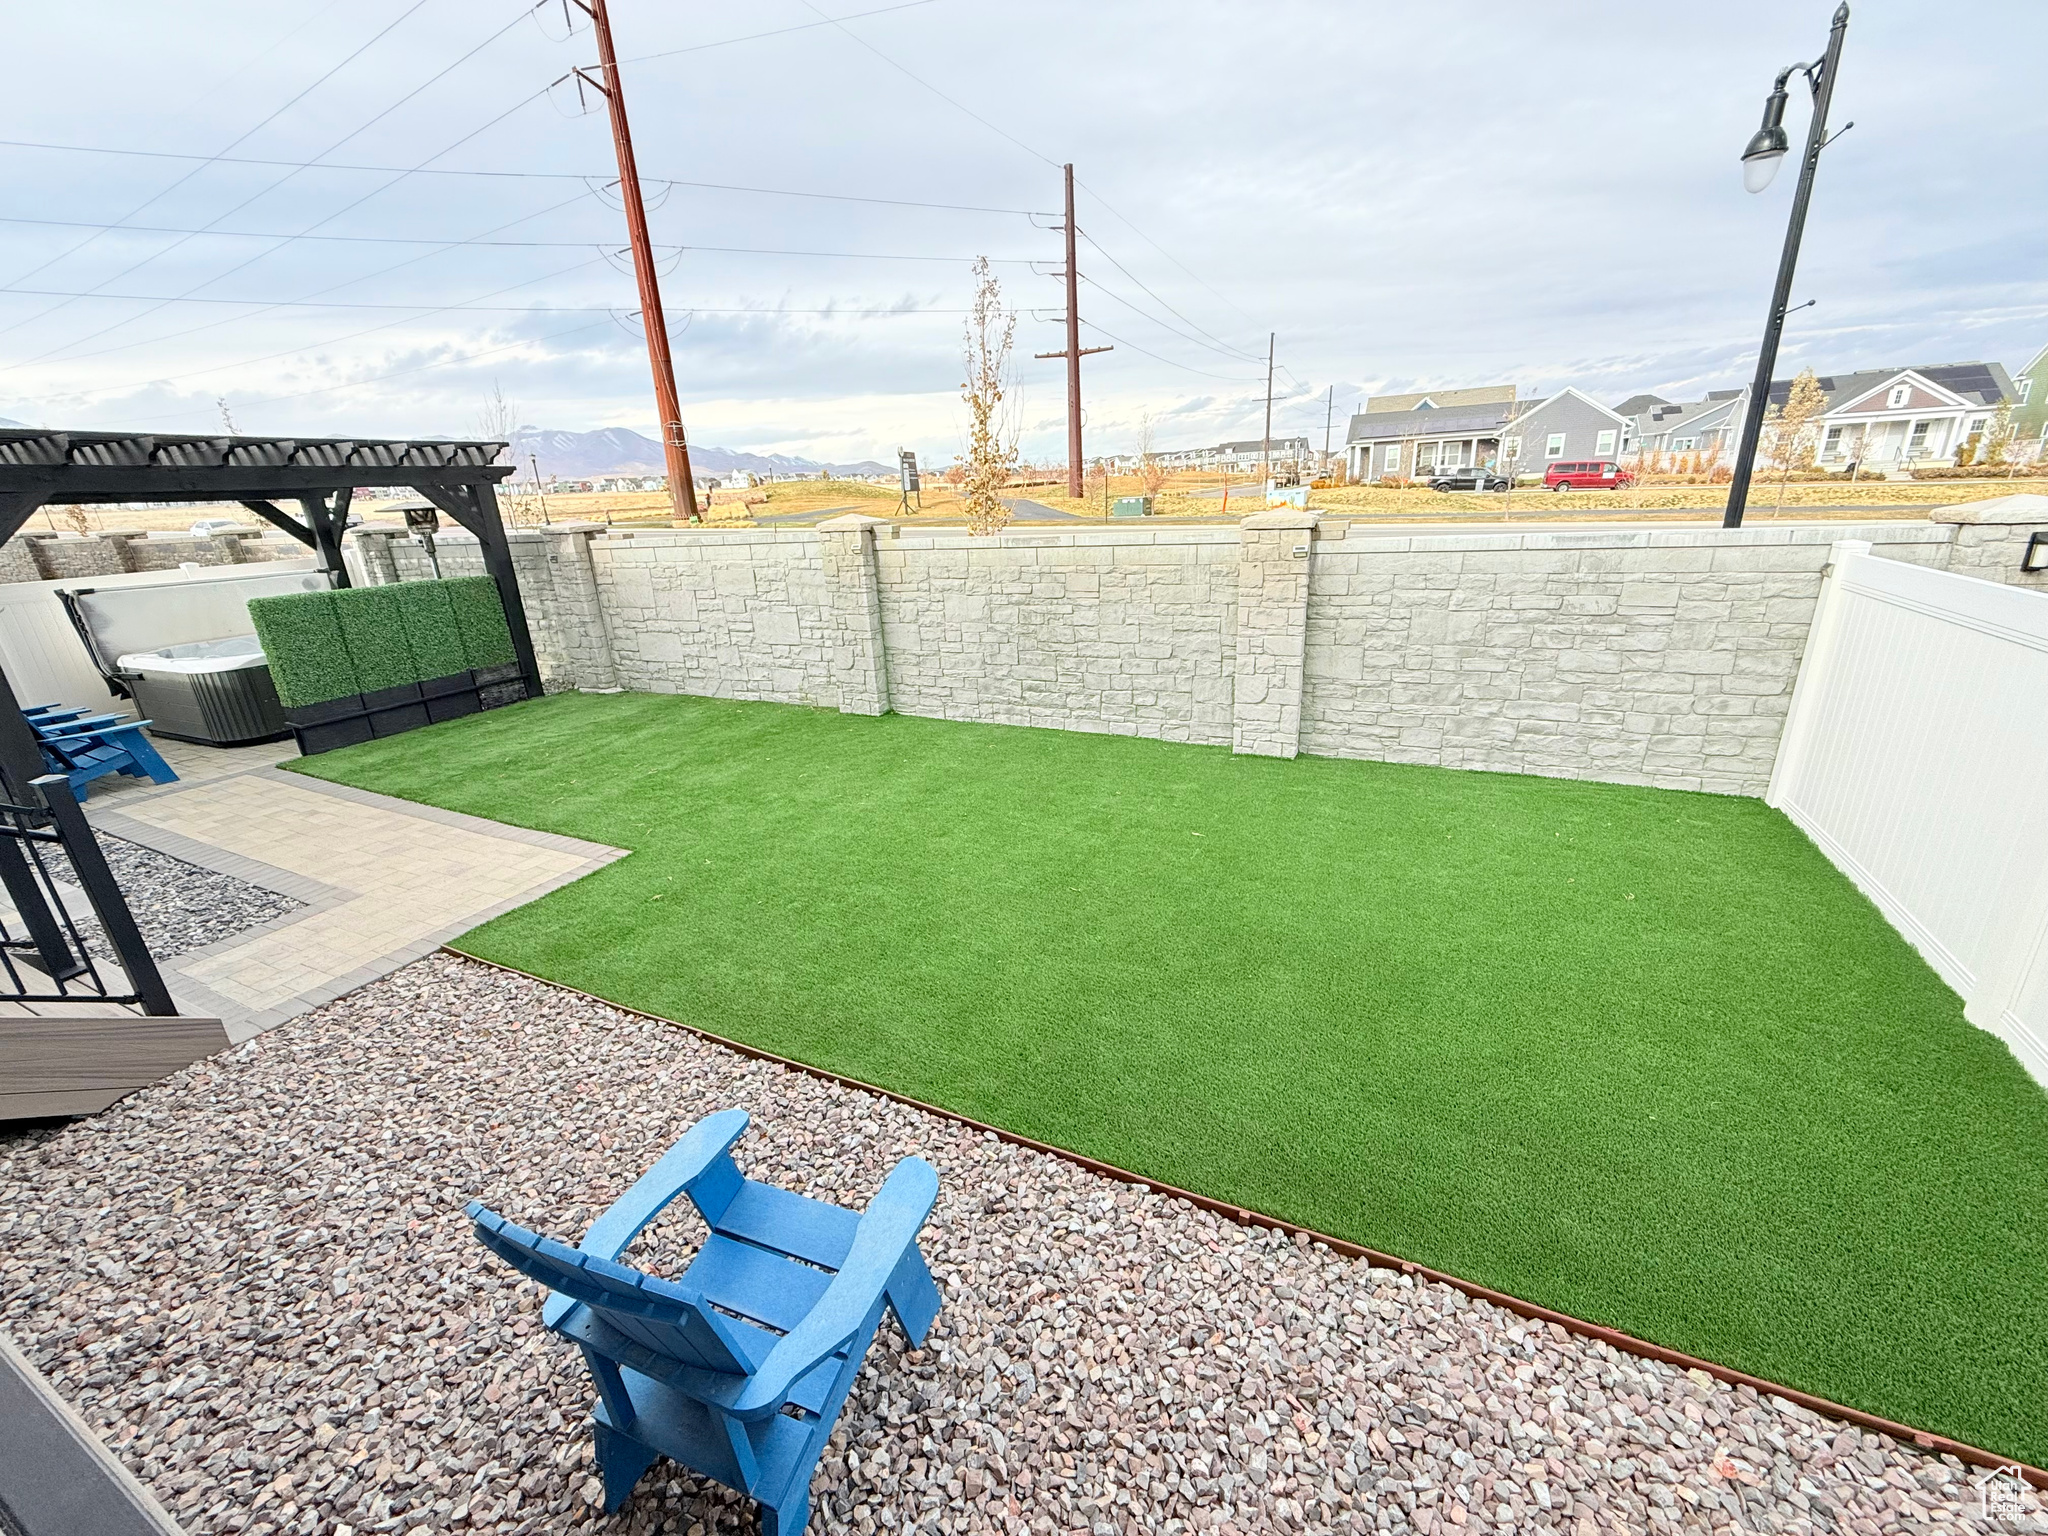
[{"x1": 1723, "y1": 3, "x2": 1851, "y2": 530}]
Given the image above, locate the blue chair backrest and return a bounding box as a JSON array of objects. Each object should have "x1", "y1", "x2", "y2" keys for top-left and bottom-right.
[{"x1": 467, "y1": 1203, "x2": 763, "y2": 1377}]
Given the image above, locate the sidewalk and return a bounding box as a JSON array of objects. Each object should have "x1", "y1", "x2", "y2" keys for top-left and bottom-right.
[{"x1": 82, "y1": 734, "x2": 625, "y2": 1042}]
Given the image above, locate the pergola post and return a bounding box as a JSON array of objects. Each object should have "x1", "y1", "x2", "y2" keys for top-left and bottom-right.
[{"x1": 411, "y1": 481, "x2": 543, "y2": 700}]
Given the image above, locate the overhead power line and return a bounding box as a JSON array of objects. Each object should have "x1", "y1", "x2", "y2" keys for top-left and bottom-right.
[
  {"x1": 0, "y1": 286, "x2": 969, "y2": 316},
  {"x1": 788, "y1": 0, "x2": 1264, "y2": 366},
  {"x1": 0, "y1": 140, "x2": 1050, "y2": 215},
  {"x1": 0, "y1": 215, "x2": 1035, "y2": 265},
  {"x1": 616, "y1": 0, "x2": 943, "y2": 65},
  {"x1": 29, "y1": 189, "x2": 600, "y2": 369},
  {"x1": 11, "y1": 2, "x2": 553, "y2": 368},
  {"x1": 0, "y1": 0, "x2": 437, "y2": 301},
  {"x1": 1077, "y1": 321, "x2": 1262, "y2": 384},
  {"x1": 38, "y1": 255, "x2": 616, "y2": 404}
]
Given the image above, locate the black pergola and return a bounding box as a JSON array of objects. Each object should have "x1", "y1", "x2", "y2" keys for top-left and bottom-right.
[{"x1": 0, "y1": 428, "x2": 541, "y2": 789}]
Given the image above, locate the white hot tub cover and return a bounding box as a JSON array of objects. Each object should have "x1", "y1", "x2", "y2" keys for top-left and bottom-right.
[{"x1": 116, "y1": 633, "x2": 269, "y2": 675}]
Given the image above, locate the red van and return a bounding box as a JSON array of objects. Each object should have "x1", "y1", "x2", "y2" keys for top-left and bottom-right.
[{"x1": 1544, "y1": 460, "x2": 1634, "y2": 491}]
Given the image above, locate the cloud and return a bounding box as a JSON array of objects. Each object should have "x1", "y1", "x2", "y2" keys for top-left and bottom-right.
[{"x1": 3, "y1": 1, "x2": 2042, "y2": 461}]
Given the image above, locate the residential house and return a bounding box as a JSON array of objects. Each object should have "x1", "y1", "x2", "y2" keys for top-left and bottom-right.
[
  {"x1": 1626, "y1": 390, "x2": 1745, "y2": 459},
  {"x1": 1153, "y1": 437, "x2": 1311, "y2": 475},
  {"x1": 1342, "y1": 386, "x2": 1518, "y2": 482},
  {"x1": 1800, "y1": 362, "x2": 2013, "y2": 470},
  {"x1": 2014, "y1": 342, "x2": 2046, "y2": 448},
  {"x1": 1498, "y1": 389, "x2": 1632, "y2": 477},
  {"x1": 1615, "y1": 361, "x2": 2014, "y2": 473}
]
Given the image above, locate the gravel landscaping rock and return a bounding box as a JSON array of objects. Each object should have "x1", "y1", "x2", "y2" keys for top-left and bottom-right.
[
  {"x1": 77, "y1": 832, "x2": 303, "y2": 961},
  {"x1": 0, "y1": 954, "x2": 2040, "y2": 1536}
]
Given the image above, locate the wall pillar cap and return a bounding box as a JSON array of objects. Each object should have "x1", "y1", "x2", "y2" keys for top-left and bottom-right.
[
  {"x1": 816, "y1": 513, "x2": 897, "y2": 535},
  {"x1": 1238, "y1": 510, "x2": 1321, "y2": 531},
  {"x1": 541, "y1": 520, "x2": 610, "y2": 534},
  {"x1": 1927, "y1": 493, "x2": 2048, "y2": 525}
]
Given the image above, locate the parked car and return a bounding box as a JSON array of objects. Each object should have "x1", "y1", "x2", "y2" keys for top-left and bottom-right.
[
  {"x1": 188, "y1": 517, "x2": 243, "y2": 536},
  {"x1": 1544, "y1": 461, "x2": 1635, "y2": 492},
  {"x1": 1427, "y1": 466, "x2": 1511, "y2": 493}
]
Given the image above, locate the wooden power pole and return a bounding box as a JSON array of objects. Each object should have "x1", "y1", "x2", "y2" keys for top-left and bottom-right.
[
  {"x1": 576, "y1": 0, "x2": 700, "y2": 524},
  {"x1": 1259, "y1": 333, "x2": 1275, "y2": 486},
  {"x1": 1035, "y1": 164, "x2": 1110, "y2": 499},
  {"x1": 1322, "y1": 385, "x2": 1334, "y2": 478}
]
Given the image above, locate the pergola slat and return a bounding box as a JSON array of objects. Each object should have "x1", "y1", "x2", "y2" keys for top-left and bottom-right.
[{"x1": 0, "y1": 427, "x2": 537, "y2": 727}]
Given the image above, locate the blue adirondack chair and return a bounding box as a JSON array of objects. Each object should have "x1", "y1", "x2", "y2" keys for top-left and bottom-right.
[
  {"x1": 466, "y1": 1108, "x2": 941, "y2": 1533},
  {"x1": 26, "y1": 708, "x2": 178, "y2": 794}
]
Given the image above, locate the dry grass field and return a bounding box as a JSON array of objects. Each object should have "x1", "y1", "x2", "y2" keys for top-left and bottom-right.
[{"x1": 40, "y1": 468, "x2": 2037, "y2": 540}]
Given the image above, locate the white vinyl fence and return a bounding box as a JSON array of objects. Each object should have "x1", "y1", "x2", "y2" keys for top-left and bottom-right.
[
  {"x1": 1768, "y1": 539, "x2": 2048, "y2": 1087},
  {"x1": 0, "y1": 558, "x2": 318, "y2": 714}
]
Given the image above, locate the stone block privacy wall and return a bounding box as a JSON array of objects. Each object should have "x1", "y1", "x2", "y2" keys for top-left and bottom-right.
[
  {"x1": 0, "y1": 527, "x2": 300, "y2": 584},
  {"x1": 350, "y1": 494, "x2": 2048, "y2": 797}
]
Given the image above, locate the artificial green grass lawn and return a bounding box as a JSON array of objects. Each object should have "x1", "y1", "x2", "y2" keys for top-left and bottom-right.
[{"x1": 292, "y1": 691, "x2": 2048, "y2": 1464}]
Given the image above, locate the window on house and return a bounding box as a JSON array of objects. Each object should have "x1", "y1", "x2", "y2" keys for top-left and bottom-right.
[
  {"x1": 1502, "y1": 436, "x2": 1521, "y2": 463},
  {"x1": 1416, "y1": 443, "x2": 1438, "y2": 470},
  {"x1": 1822, "y1": 426, "x2": 1843, "y2": 458},
  {"x1": 1967, "y1": 416, "x2": 1988, "y2": 437},
  {"x1": 1595, "y1": 429, "x2": 1617, "y2": 457},
  {"x1": 1887, "y1": 384, "x2": 1910, "y2": 409},
  {"x1": 1672, "y1": 436, "x2": 1696, "y2": 452},
  {"x1": 1907, "y1": 420, "x2": 1931, "y2": 455},
  {"x1": 2019, "y1": 379, "x2": 2033, "y2": 405},
  {"x1": 1382, "y1": 445, "x2": 1400, "y2": 471},
  {"x1": 1545, "y1": 433, "x2": 1566, "y2": 459}
]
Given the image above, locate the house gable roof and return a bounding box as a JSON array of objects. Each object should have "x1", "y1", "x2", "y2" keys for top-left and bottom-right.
[
  {"x1": 1365, "y1": 384, "x2": 1516, "y2": 413},
  {"x1": 1613, "y1": 393, "x2": 1671, "y2": 417},
  {"x1": 1827, "y1": 368, "x2": 1973, "y2": 416},
  {"x1": 1503, "y1": 386, "x2": 1629, "y2": 431},
  {"x1": 1344, "y1": 403, "x2": 1516, "y2": 444}
]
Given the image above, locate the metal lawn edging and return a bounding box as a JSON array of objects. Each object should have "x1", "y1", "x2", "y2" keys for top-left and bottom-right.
[{"x1": 443, "y1": 945, "x2": 2047, "y2": 1493}]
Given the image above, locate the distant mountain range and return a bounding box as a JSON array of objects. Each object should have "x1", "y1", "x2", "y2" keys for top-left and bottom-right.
[{"x1": 506, "y1": 426, "x2": 889, "y2": 481}]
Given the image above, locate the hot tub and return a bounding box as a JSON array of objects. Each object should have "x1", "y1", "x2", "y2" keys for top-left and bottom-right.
[{"x1": 114, "y1": 634, "x2": 288, "y2": 746}]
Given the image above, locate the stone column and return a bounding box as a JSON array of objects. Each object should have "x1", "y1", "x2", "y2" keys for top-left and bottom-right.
[
  {"x1": 1232, "y1": 510, "x2": 1319, "y2": 758},
  {"x1": 1929, "y1": 493, "x2": 2048, "y2": 592},
  {"x1": 816, "y1": 513, "x2": 893, "y2": 716},
  {"x1": 539, "y1": 522, "x2": 619, "y2": 692},
  {"x1": 350, "y1": 527, "x2": 403, "y2": 585}
]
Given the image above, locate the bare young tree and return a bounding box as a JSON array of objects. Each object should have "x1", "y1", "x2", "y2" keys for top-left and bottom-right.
[
  {"x1": 1135, "y1": 410, "x2": 1168, "y2": 496},
  {"x1": 1763, "y1": 368, "x2": 1828, "y2": 512},
  {"x1": 959, "y1": 257, "x2": 1018, "y2": 535},
  {"x1": 477, "y1": 381, "x2": 520, "y2": 450},
  {"x1": 1981, "y1": 398, "x2": 2016, "y2": 470}
]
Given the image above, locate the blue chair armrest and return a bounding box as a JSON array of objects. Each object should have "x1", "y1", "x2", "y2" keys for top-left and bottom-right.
[
  {"x1": 727, "y1": 1156, "x2": 939, "y2": 1422},
  {"x1": 539, "y1": 1108, "x2": 751, "y2": 1327},
  {"x1": 36, "y1": 712, "x2": 125, "y2": 736},
  {"x1": 42, "y1": 718, "x2": 153, "y2": 747}
]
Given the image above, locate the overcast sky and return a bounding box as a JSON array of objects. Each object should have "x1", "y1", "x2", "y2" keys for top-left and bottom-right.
[{"x1": 3, "y1": 1, "x2": 2041, "y2": 465}]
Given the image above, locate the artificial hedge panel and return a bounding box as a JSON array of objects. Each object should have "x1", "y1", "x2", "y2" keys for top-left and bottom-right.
[
  {"x1": 446, "y1": 575, "x2": 516, "y2": 669},
  {"x1": 332, "y1": 586, "x2": 419, "y2": 694},
  {"x1": 390, "y1": 580, "x2": 469, "y2": 680},
  {"x1": 248, "y1": 591, "x2": 358, "y2": 708}
]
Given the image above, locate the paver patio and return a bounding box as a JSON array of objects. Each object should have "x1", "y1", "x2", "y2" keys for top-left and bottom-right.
[{"x1": 81, "y1": 732, "x2": 624, "y2": 1040}]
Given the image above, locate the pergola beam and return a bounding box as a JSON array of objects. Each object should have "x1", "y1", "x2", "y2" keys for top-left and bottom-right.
[
  {"x1": 0, "y1": 427, "x2": 540, "y2": 719},
  {"x1": 239, "y1": 500, "x2": 315, "y2": 547},
  {"x1": 409, "y1": 481, "x2": 542, "y2": 697}
]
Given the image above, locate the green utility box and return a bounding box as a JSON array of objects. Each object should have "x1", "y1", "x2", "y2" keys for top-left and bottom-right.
[{"x1": 1111, "y1": 495, "x2": 1154, "y2": 518}]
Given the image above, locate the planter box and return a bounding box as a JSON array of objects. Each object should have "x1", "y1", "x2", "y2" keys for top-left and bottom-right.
[
  {"x1": 362, "y1": 681, "x2": 429, "y2": 739},
  {"x1": 420, "y1": 669, "x2": 482, "y2": 724},
  {"x1": 285, "y1": 693, "x2": 372, "y2": 755},
  {"x1": 285, "y1": 672, "x2": 528, "y2": 753}
]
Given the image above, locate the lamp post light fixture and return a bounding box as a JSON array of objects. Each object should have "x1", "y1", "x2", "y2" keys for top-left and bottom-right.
[{"x1": 1723, "y1": 3, "x2": 1851, "y2": 530}]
